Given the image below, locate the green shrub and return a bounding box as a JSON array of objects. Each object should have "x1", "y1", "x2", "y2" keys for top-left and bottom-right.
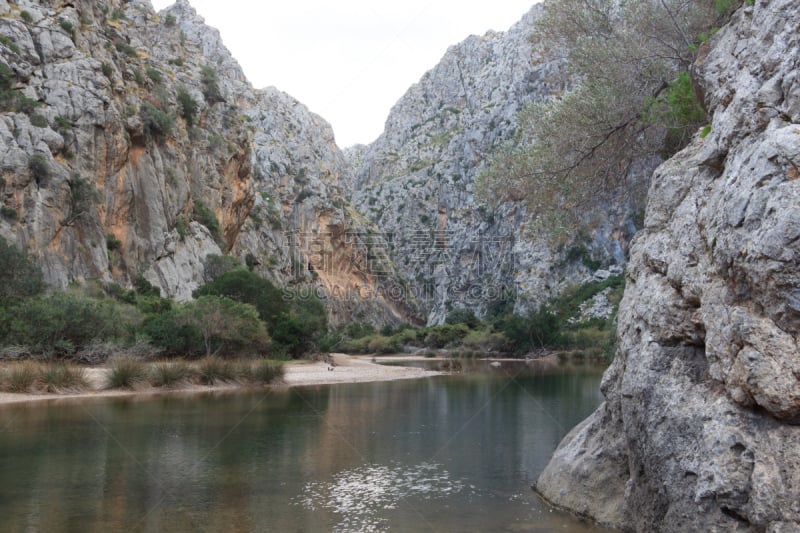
[
  {"x1": 1, "y1": 205, "x2": 17, "y2": 220},
  {"x1": 201, "y1": 65, "x2": 222, "y2": 102},
  {"x1": 201, "y1": 254, "x2": 242, "y2": 282},
  {"x1": 192, "y1": 200, "x2": 220, "y2": 241},
  {"x1": 133, "y1": 274, "x2": 160, "y2": 297},
  {"x1": 28, "y1": 154, "x2": 50, "y2": 186},
  {"x1": 59, "y1": 20, "x2": 75, "y2": 39},
  {"x1": 345, "y1": 322, "x2": 375, "y2": 339},
  {"x1": 445, "y1": 308, "x2": 481, "y2": 329},
  {"x1": 101, "y1": 62, "x2": 113, "y2": 79},
  {"x1": 29, "y1": 113, "x2": 47, "y2": 128},
  {"x1": 106, "y1": 357, "x2": 147, "y2": 389},
  {"x1": 55, "y1": 115, "x2": 72, "y2": 131},
  {"x1": 146, "y1": 66, "x2": 163, "y2": 84},
  {"x1": 105, "y1": 233, "x2": 122, "y2": 251},
  {"x1": 0, "y1": 35, "x2": 20, "y2": 55},
  {"x1": 140, "y1": 102, "x2": 174, "y2": 139},
  {"x1": 424, "y1": 324, "x2": 470, "y2": 349},
  {"x1": 177, "y1": 89, "x2": 198, "y2": 127},
  {"x1": 461, "y1": 329, "x2": 511, "y2": 352},
  {"x1": 115, "y1": 41, "x2": 137, "y2": 57},
  {"x1": 164, "y1": 14, "x2": 177, "y2": 27},
  {"x1": 0, "y1": 237, "x2": 43, "y2": 306},
  {"x1": 176, "y1": 296, "x2": 270, "y2": 358},
  {"x1": 20, "y1": 11, "x2": 33, "y2": 23},
  {"x1": 366, "y1": 334, "x2": 399, "y2": 354},
  {"x1": 139, "y1": 312, "x2": 203, "y2": 357}
]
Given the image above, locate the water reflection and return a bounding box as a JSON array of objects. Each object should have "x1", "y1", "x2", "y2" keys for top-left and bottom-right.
[{"x1": 0, "y1": 366, "x2": 613, "y2": 532}]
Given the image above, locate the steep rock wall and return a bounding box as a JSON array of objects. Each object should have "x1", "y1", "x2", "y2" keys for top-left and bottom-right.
[
  {"x1": 0, "y1": 0, "x2": 418, "y2": 325},
  {"x1": 536, "y1": 2, "x2": 800, "y2": 530},
  {"x1": 350, "y1": 5, "x2": 642, "y2": 324}
]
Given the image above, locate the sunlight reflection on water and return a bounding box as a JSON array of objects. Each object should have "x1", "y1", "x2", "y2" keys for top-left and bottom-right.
[{"x1": 294, "y1": 462, "x2": 472, "y2": 531}]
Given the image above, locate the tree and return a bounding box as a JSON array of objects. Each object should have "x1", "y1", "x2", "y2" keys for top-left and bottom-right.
[
  {"x1": 0, "y1": 237, "x2": 43, "y2": 306},
  {"x1": 176, "y1": 296, "x2": 269, "y2": 357},
  {"x1": 479, "y1": 0, "x2": 739, "y2": 241}
]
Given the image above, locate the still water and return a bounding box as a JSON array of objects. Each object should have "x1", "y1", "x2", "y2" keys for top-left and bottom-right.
[{"x1": 0, "y1": 362, "x2": 612, "y2": 532}]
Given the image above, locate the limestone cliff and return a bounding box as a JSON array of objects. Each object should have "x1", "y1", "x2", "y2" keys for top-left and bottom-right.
[
  {"x1": 0, "y1": 0, "x2": 417, "y2": 326},
  {"x1": 350, "y1": 4, "x2": 642, "y2": 325},
  {"x1": 536, "y1": 1, "x2": 800, "y2": 530}
]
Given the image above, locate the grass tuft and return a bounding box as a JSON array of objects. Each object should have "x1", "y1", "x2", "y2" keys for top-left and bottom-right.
[
  {"x1": 40, "y1": 363, "x2": 88, "y2": 392},
  {"x1": 106, "y1": 357, "x2": 147, "y2": 389},
  {"x1": 245, "y1": 360, "x2": 285, "y2": 385},
  {"x1": 197, "y1": 357, "x2": 236, "y2": 385},
  {"x1": 149, "y1": 361, "x2": 194, "y2": 388}
]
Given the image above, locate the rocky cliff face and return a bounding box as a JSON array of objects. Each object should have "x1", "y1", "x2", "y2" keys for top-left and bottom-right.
[
  {"x1": 536, "y1": 1, "x2": 800, "y2": 530},
  {"x1": 350, "y1": 5, "x2": 641, "y2": 325},
  {"x1": 0, "y1": 0, "x2": 416, "y2": 326}
]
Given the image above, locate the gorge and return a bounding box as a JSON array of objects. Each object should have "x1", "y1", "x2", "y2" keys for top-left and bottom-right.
[{"x1": 0, "y1": 0, "x2": 798, "y2": 531}]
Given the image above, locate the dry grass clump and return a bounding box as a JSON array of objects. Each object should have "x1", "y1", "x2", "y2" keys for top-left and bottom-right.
[
  {"x1": 105, "y1": 357, "x2": 148, "y2": 389},
  {"x1": 0, "y1": 361, "x2": 88, "y2": 393}
]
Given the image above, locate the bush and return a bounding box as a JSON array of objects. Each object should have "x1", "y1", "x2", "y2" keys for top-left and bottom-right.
[
  {"x1": 106, "y1": 357, "x2": 148, "y2": 389},
  {"x1": 445, "y1": 308, "x2": 481, "y2": 329},
  {"x1": 0, "y1": 237, "x2": 43, "y2": 306},
  {"x1": 201, "y1": 254, "x2": 242, "y2": 282},
  {"x1": 20, "y1": 11, "x2": 33, "y2": 23},
  {"x1": 177, "y1": 89, "x2": 198, "y2": 127},
  {"x1": 201, "y1": 65, "x2": 222, "y2": 103},
  {"x1": 164, "y1": 14, "x2": 177, "y2": 27},
  {"x1": 141, "y1": 102, "x2": 174, "y2": 139},
  {"x1": 192, "y1": 200, "x2": 220, "y2": 241},
  {"x1": 175, "y1": 296, "x2": 270, "y2": 357},
  {"x1": 0, "y1": 205, "x2": 16, "y2": 220},
  {"x1": 115, "y1": 42, "x2": 138, "y2": 57},
  {"x1": 59, "y1": 20, "x2": 75, "y2": 39},
  {"x1": 146, "y1": 66, "x2": 163, "y2": 84},
  {"x1": 424, "y1": 324, "x2": 470, "y2": 349},
  {"x1": 139, "y1": 312, "x2": 204, "y2": 357},
  {"x1": 461, "y1": 329, "x2": 511, "y2": 353},
  {"x1": 133, "y1": 274, "x2": 160, "y2": 297},
  {"x1": 101, "y1": 62, "x2": 113, "y2": 79},
  {"x1": 28, "y1": 154, "x2": 50, "y2": 186}
]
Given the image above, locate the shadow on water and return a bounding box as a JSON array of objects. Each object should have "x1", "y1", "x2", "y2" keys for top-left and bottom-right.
[{"x1": 0, "y1": 362, "x2": 615, "y2": 532}]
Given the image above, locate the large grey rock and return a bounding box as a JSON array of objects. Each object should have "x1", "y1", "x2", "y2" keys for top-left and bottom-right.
[{"x1": 536, "y1": 1, "x2": 800, "y2": 530}]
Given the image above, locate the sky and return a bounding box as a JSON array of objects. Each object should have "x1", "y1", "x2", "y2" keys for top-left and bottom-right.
[{"x1": 149, "y1": 0, "x2": 539, "y2": 147}]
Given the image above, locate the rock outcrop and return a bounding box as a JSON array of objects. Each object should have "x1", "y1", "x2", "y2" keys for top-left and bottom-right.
[
  {"x1": 350, "y1": 4, "x2": 642, "y2": 324},
  {"x1": 536, "y1": 1, "x2": 800, "y2": 530},
  {"x1": 0, "y1": 0, "x2": 417, "y2": 326}
]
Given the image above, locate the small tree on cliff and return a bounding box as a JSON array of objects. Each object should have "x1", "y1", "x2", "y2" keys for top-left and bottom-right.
[{"x1": 479, "y1": 0, "x2": 739, "y2": 241}]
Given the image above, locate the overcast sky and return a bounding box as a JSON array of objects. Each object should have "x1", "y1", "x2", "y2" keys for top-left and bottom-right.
[{"x1": 149, "y1": 0, "x2": 538, "y2": 147}]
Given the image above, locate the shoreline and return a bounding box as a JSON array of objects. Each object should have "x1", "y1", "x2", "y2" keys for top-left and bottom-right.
[{"x1": 0, "y1": 354, "x2": 443, "y2": 408}]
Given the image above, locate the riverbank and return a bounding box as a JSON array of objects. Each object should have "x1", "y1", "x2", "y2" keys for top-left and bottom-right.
[{"x1": 0, "y1": 354, "x2": 441, "y2": 407}]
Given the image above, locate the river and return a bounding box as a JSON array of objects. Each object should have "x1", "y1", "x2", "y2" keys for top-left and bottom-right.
[{"x1": 0, "y1": 361, "x2": 613, "y2": 532}]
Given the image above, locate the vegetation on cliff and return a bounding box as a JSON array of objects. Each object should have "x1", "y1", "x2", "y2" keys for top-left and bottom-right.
[{"x1": 479, "y1": 0, "x2": 743, "y2": 239}]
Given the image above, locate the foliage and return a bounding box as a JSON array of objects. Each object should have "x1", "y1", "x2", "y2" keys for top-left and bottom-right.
[
  {"x1": 133, "y1": 274, "x2": 160, "y2": 297},
  {"x1": 175, "y1": 296, "x2": 270, "y2": 357},
  {"x1": 59, "y1": 20, "x2": 75, "y2": 39},
  {"x1": 177, "y1": 88, "x2": 198, "y2": 127},
  {"x1": 101, "y1": 62, "x2": 113, "y2": 79},
  {"x1": 192, "y1": 199, "x2": 221, "y2": 241},
  {"x1": 139, "y1": 312, "x2": 204, "y2": 357},
  {"x1": 0, "y1": 34, "x2": 20, "y2": 55},
  {"x1": 115, "y1": 41, "x2": 138, "y2": 57},
  {"x1": 195, "y1": 267, "x2": 288, "y2": 327},
  {"x1": 478, "y1": 0, "x2": 739, "y2": 240},
  {"x1": 0, "y1": 237, "x2": 43, "y2": 306},
  {"x1": 424, "y1": 324, "x2": 470, "y2": 349},
  {"x1": 29, "y1": 113, "x2": 47, "y2": 128},
  {"x1": 0, "y1": 205, "x2": 17, "y2": 220},
  {"x1": 271, "y1": 290, "x2": 327, "y2": 357},
  {"x1": 164, "y1": 14, "x2": 177, "y2": 27},
  {"x1": 200, "y1": 65, "x2": 222, "y2": 103},
  {"x1": 20, "y1": 11, "x2": 33, "y2": 23},
  {"x1": 140, "y1": 102, "x2": 174, "y2": 139},
  {"x1": 146, "y1": 66, "x2": 163, "y2": 84},
  {"x1": 444, "y1": 308, "x2": 481, "y2": 329},
  {"x1": 201, "y1": 253, "x2": 242, "y2": 282},
  {"x1": 4, "y1": 291, "x2": 139, "y2": 356},
  {"x1": 64, "y1": 176, "x2": 100, "y2": 225},
  {"x1": 28, "y1": 154, "x2": 50, "y2": 186}
]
